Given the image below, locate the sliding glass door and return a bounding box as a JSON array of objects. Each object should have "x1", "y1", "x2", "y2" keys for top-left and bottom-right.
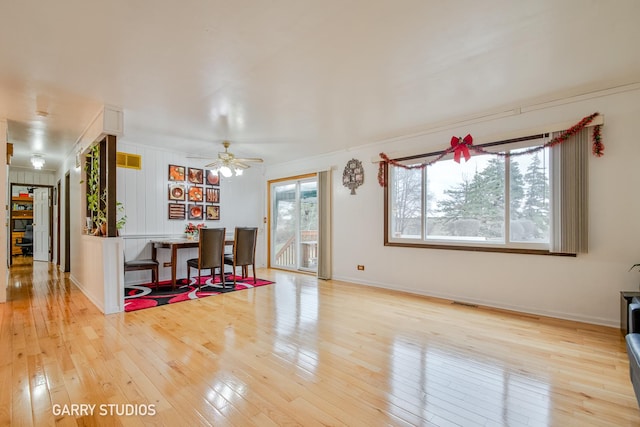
[{"x1": 270, "y1": 175, "x2": 318, "y2": 273}]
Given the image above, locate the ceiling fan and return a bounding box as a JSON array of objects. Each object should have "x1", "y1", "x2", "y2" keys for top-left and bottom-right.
[{"x1": 189, "y1": 141, "x2": 263, "y2": 177}]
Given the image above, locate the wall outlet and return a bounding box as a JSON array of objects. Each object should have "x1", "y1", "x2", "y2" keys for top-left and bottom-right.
[{"x1": 357, "y1": 265, "x2": 365, "y2": 271}]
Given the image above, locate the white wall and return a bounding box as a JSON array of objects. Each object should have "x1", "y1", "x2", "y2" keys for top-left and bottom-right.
[
  {"x1": 0, "y1": 120, "x2": 7, "y2": 304},
  {"x1": 54, "y1": 145, "x2": 97, "y2": 302},
  {"x1": 9, "y1": 169, "x2": 56, "y2": 186},
  {"x1": 74, "y1": 235, "x2": 124, "y2": 314},
  {"x1": 117, "y1": 141, "x2": 265, "y2": 284},
  {"x1": 54, "y1": 142, "x2": 84, "y2": 285},
  {"x1": 266, "y1": 88, "x2": 640, "y2": 327}
]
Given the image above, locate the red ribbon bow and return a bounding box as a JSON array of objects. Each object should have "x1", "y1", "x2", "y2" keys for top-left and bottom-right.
[{"x1": 450, "y1": 134, "x2": 473, "y2": 163}]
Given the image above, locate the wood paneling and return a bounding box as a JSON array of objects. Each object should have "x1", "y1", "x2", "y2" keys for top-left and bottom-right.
[
  {"x1": 117, "y1": 142, "x2": 265, "y2": 284},
  {"x1": 4, "y1": 259, "x2": 639, "y2": 425},
  {"x1": 9, "y1": 170, "x2": 55, "y2": 186}
]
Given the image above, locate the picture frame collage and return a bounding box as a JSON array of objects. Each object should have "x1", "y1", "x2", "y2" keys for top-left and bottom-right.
[{"x1": 168, "y1": 164, "x2": 220, "y2": 221}]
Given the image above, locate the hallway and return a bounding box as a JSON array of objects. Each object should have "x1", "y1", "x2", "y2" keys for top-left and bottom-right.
[{"x1": 3, "y1": 257, "x2": 96, "y2": 425}]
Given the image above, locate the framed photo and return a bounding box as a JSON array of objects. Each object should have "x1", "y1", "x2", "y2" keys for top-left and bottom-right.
[
  {"x1": 168, "y1": 184, "x2": 186, "y2": 201},
  {"x1": 188, "y1": 186, "x2": 203, "y2": 202},
  {"x1": 206, "y1": 205, "x2": 220, "y2": 221},
  {"x1": 168, "y1": 203, "x2": 186, "y2": 220},
  {"x1": 205, "y1": 187, "x2": 220, "y2": 203},
  {"x1": 188, "y1": 167, "x2": 203, "y2": 184},
  {"x1": 206, "y1": 170, "x2": 220, "y2": 186},
  {"x1": 188, "y1": 204, "x2": 203, "y2": 220},
  {"x1": 168, "y1": 164, "x2": 185, "y2": 181}
]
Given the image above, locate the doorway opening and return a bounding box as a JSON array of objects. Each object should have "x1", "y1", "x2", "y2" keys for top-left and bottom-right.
[
  {"x1": 9, "y1": 183, "x2": 53, "y2": 265},
  {"x1": 269, "y1": 174, "x2": 318, "y2": 273}
]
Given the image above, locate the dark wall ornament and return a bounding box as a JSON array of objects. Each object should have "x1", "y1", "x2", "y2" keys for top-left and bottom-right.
[{"x1": 342, "y1": 158, "x2": 364, "y2": 195}]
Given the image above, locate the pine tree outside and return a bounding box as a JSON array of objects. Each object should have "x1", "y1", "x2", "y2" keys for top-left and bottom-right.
[{"x1": 389, "y1": 145, "x2": 550, "y2": 247}]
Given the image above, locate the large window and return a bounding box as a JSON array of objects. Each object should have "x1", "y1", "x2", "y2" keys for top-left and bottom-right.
[{"x1": 387, "y1": 137, "x2": 552, "y2": 252}]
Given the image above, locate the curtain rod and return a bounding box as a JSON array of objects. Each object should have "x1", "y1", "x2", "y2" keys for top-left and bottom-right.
[{"x1": 371, "y1": 115, "x2": 604, "y2": 163}]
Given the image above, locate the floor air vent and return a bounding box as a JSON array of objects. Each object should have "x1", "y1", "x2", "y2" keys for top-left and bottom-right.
[{"x1": 452, "y1": 301, "x2": 478, "y2": 308}]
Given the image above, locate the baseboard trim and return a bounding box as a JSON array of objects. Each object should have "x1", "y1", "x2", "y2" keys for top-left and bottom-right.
[
  {"x1": 69, "y1": 274, "x2": 106, "y2": 314},
  {"x1": 332, "y1": 275, "x2": 617, "y2": 328}
]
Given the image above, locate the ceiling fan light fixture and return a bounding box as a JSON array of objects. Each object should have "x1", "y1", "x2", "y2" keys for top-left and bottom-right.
[
  {"x1": 31, "y1": 154, "x2": 45, "y2": 170},
  {"x1": 195, "y1": 141, "x2": 263, "y2": 175}
]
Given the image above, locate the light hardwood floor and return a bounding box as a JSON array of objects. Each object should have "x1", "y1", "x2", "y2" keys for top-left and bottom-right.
[{"x1": 2, "y1": 257, "x2": 639, "y2": 426}]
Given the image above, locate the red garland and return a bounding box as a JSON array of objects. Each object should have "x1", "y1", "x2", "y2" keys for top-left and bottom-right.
[
  {"x1": 377, "y1": 112, "x2": 602, "y2": 187},
  {"x1": 377, "y1": 161, "x2": 385, "y2": 187},
  {"x1": 592, "y1": 125, "x2": 604, "y2": 157}
]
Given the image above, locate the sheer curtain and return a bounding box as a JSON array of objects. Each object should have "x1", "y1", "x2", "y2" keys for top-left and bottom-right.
[
  {"x1": 317, "y1": 170, "x2": 332, "y2": 279},
  {"x1": 550, "y1": 128, "x2": 589, "y2": 254}
]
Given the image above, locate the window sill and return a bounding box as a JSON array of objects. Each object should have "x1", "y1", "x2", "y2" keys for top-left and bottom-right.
[{"x1": 384, "y1": 241, "x2": 576, "y2": 257}]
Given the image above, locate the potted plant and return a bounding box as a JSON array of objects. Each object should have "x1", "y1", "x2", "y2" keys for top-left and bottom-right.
[{"x1": 94, "y1": 196, "x2": 127, "y2": 236}]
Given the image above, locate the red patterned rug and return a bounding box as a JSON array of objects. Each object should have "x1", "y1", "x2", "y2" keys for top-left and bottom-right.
[{"x1": 124, "y1": 274, "x2": 274, "y2": 312}]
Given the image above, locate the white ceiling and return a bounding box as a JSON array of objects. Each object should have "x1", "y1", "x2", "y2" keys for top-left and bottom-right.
[{"x1": 2, "y1": 0, "x2": 640, "y2": 171}]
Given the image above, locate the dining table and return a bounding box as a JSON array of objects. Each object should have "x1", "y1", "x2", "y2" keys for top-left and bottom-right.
[{"x1": 151, "y1": 236, "x2": 234, "y2": 289}]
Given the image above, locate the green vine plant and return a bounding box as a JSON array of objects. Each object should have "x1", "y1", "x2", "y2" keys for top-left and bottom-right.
[
  {"x1": 85, "y1": 144, "x2": 101, "y2": 230},
  {"x1": 116, "y1": 202, "x2": 127, "y2": 230},
  {"x1": 84, "y1": 143, "x2": 127, "y2": 234},
  {"x1": 96, "y1": 190, "x2": 127, "y2": 230}
]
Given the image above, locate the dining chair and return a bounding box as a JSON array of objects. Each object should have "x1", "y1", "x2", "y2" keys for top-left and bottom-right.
[
  {"x1": 224, "y1": 227, "x2": 258, "y2": 286},
  {"x1": 124, "y1": 258, "x2": 159, "y2": 289},
  {"x1": 187, "y1": 227, "x2": 226, "y2": 290}
]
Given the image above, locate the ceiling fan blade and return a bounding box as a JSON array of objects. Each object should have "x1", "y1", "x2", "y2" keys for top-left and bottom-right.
[
  {"x1": 200, "y1": 142, "x2": 263, "y2": 168},
  {"x1": 187, "y1": 155, "x2": 217, "y2": 160},
  {"x1": 204, "y1": 160, "x2": 223, "y2": 168}
]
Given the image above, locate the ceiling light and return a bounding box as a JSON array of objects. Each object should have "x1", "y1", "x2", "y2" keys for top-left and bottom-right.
[
  {"x1": 192, "y1": 141, "x2": 263, "y2": 177},
  {"x1": 30, "y1": 154, "x2": 45, "y2": 170}
]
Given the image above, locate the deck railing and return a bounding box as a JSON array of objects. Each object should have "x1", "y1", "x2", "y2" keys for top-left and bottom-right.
[
  {"x1": 275, "y1": 230, "x2": 318, "y2": 268},
  {"x1": 275, "y1": 235, "x2": 296, "y2": 266}
]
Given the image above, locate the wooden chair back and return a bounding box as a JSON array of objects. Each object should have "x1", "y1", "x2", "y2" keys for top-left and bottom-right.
[
  {"x1": 233, "y1": 227, "x2": 257, "y2": 267},
  {"x1": 198, "y1": 228, "x2": 226, "y2": 269}
]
